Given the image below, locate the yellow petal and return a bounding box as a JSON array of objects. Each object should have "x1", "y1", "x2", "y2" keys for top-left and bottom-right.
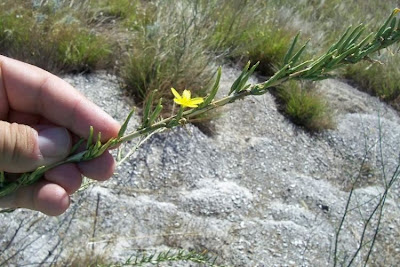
[
  {"x1": 189, "y1": 97, "x2": 204, "y2": 105},
  {"x1": 171, "y1": 88, "x2": 181, "y2": 100},
  {"x1": 186, "y1": 103, "x2": 199, "y2": 108},
  {"x1": 394, "y1": 8, "x2": 400, "y2": 15},
  {"x1": 182, "y1": 89, "x2": 191, "y2": 100}
]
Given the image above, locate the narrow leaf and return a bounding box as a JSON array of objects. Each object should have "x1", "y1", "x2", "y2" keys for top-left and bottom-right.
[
  {"x1": 284, "y1": 32, "x2": 300, "y2": 65},
  {"x1": 380, "y1": 26, "x2": 393, "y2": 39},
  {"x1": 288, "y1": 59, "x2": 313, "y2": 75},
  {"x1": 290, "y1": 39, "x2": 309, "y2": 65},
  {"x1": 148, "y1": 99, "x2": 163, "y2": 125},
  {"x1": 143, "y1": 90, "x2": 156, "y2": 127},
  {"x1": 229, "y1": 61, "x2": 250, "y2": 95},
  {"x1": 357, "y1": 32, "x2": 374, "y2": 51},
  {"x1": 70, "y1": 138, "x2": 85, "y2": 155},
  {"x1": 327, "y1": 44, "x2": 359, "y2": 68},
  {"x1": 328, "y1": 26, "x2": 352, "y2": 53},
  {"x1": 390, "y1": 17, "x2": 397, "y2": 32},
  {"x1": 118, "y1": 109, "x2": 135, "y2": 138},
  {"x1": 348, "y1": 26, "x2": 365, "y2": 46},
  {"x1": 201, "y1": 67, "x2": 221, "y2": 107},
  {"x1": 86, "y1": 126, "x2": 94, "y2": 149},
  {"x1": 338, "y1": 24, "x2": 364, "y2": 53},
  {"x1": 375, "y1": 9, "x2": 397, "y2": 39},
  {"x1": 357, "y1": 42, "x2": 381, "y2": 59},
  {"x1": 236, "y1": 62, "x2": 259, "y2": 93},
  {"x1": 306, "y1": 49, "x2": 337, "y2": 76}
]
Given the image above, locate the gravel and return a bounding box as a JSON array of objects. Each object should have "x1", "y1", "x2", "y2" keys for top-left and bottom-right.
[{"x1": 1, "y1": 67, "x2": 399, "y2": 266}]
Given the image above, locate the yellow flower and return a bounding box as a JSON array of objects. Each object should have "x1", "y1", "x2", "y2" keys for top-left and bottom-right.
[
  {"x1": 394, "y1": 8, "x2": 400, "y2": 15},
  {"x1": 171, "y1": 88, "x2": 204, "y2": 108}
]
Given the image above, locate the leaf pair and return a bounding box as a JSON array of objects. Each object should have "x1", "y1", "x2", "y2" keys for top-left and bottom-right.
[
  {"x1": 142, "y1": 90, "x2": 163, "y2": 128},
  {"x1": 229, "y1": 61, "x2": 259, "y2": 95}
]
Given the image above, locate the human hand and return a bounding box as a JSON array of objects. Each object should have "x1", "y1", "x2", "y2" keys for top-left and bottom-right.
[{"x1": 0, "y1": 56, "x2": 120, "y2": 215}]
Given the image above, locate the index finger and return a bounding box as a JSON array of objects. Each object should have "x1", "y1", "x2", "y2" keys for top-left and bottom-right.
[{"x1": 0, "y1": 56, "x2": 120, "y2": 141}]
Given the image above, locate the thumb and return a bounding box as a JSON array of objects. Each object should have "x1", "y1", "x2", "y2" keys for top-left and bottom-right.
[{"x1": 0, "y1": 121, "x2": 71, "y2": 173}]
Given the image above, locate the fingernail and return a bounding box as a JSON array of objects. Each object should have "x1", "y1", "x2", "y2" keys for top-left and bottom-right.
[{"x1": 38, "y1": 127, "x2": 71, "y2": 159}]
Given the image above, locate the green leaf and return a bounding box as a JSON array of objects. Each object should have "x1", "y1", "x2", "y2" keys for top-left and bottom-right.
[
  {"x1": 289, "y1": 39, "x2": 309, "y2": 65},
  {"x1": 86, "y1": 126, "x2": 94, "y2": 149},
  {"x1": 70, "y1": 138, "x2": 85, "y2": 155},
  {"x1": 391, "y1": 16, "x2": 397, "y2": 30},
  {"x1": 118, "y1": 109, "x2": 135, "y2": 138},
  {"x1": 288, "y1": 59, "x2": 313, "y2": 75},
  {"x1": 348, "y1": 25, "x2": 365, "y2": 47},
  {"x1": 327, "y1": 44, "x2": 359, "y2": 68},
  {"x1": 375, "y1": 9, "x2": 397, "y2": 39},
  {"x1": 380, "y1": 26, "x2": 393, "y2": 39},
  {"x1": 143, "y1": 90, "x2": 156, "y2": 127},
  {"x1": 229, "y1": 61, "x2": 250, "y2": 95},
  {"x1": 262, "y1": 62, "x2": 290, "y2": 88},
  {"x1": 283, "y1": 32, "x2": 300, "y2": 66},
  {"x1": 357, "y1": 41, "x2": 381, "y2": 59},
  {"x1": 305, "y1": 49, "x2": 337, "y2": 76},
  {"x1": 201, "y1": 67, "x2": 221, "y2": 107},
  {"x1": 328, "y1": 26, "x2": 352, "y2": 53},
  {"x1": 236, "y1": 62, "x2": 259, "y2": 93},
  {"x1": 338, "y1": 24, "x2": 364, "y2": 53},
  {"x1": 357, "y1": 32, "x2": 374, "y2": 50},
  {"x1": 148, "y1": 99, "x2": 163, "y2": 125}
]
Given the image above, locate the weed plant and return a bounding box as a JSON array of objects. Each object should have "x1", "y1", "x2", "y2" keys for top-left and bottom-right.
[
  {"x1": 1, "y1": 2, "x2": 400, "y2": 266},
  {"x1": 2, "y1": 8, "x2": 400, "y2": 199}
]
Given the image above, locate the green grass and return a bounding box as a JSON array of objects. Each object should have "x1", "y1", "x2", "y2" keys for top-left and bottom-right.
[
  {"x1": 344, "y1": 54, "x2": 400, "y2": 110},
  {"x1": 0, "y1": 1, "x2": 112, "y2": 73},
  {"x1": 87, "y1": 0, "x2": 143, "y2": 27},
  {"x1": 274, "y1": 82, "x2": 334, "y2": 132},
  {"x1": 242, "y1": 26, "x2": 298, "y2": 76}
]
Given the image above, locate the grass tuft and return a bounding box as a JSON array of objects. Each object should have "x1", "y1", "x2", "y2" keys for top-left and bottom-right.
[
  {"x1": 238, "y1": 26, "x2": 298, "y2": 76},
  {"x1": 274, "y1": 82, "x2": 335, "y2": 132},
  {"x1": 344, "y1": 54, "x2": 400, "y2": 112},
  {"x1": 120, "y1": 1, "x2": 215, "y2": 114}
]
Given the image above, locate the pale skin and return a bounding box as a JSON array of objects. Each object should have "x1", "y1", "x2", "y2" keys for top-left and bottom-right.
[{"x1": 0, "y1": 55, "x2": 120, "y2": 216}]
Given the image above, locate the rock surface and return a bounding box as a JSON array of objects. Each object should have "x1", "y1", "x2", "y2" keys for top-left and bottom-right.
[{"x1": 1, "y1": 68, "x2": 399, "y2": 266}]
